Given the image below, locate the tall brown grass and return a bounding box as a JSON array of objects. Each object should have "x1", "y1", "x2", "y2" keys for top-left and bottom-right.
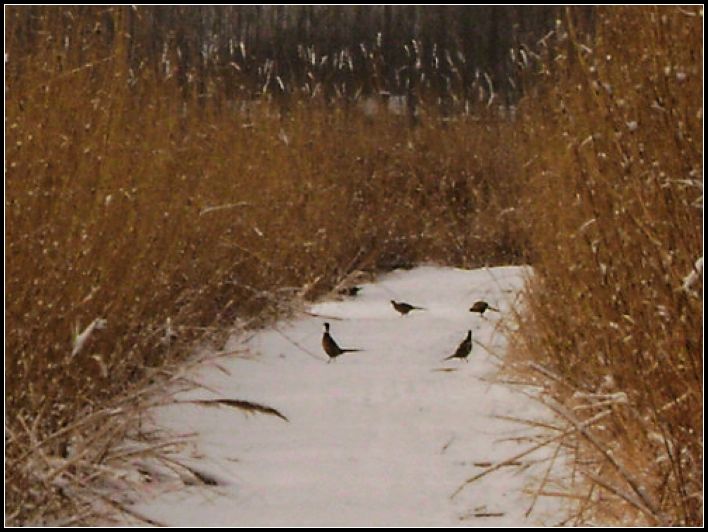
[
  {"x1": 5, "y1": 5, "x2": 702, "y2": 526},
  {"x1": 509, "y1": 6, "x2": 702, "y2": 525},
  {"x1": 5, "y1": 7, "x2": 525, "y2": 524}
]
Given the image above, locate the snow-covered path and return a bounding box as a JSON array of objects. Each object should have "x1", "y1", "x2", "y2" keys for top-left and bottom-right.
[{"x1": 132, "y1": 266, "x2": 568, "y2": 526}]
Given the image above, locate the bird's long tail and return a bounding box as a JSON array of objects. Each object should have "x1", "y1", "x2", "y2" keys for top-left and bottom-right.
[{"x1": 341, "y1": 348, "x2": 362, "y2": 353}]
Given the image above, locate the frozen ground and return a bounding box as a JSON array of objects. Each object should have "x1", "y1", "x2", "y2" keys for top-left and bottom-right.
[{"x1": 128, "y1": 265, "x2": 570, "y2": 526}]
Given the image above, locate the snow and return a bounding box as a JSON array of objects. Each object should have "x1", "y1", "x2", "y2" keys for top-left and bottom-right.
[{"x1": 127, "y1": 265, "x2": 570, "y2": 526}]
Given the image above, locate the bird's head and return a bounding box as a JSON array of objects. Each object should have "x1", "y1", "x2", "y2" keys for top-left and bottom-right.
[{"x1": 323, "y1": 322, "x2": 330, "y2": 332}]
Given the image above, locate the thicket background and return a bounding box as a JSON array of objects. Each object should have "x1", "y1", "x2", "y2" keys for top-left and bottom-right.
[{"x1": 5, "y1": 5, "x2": 702, "y2": 526}]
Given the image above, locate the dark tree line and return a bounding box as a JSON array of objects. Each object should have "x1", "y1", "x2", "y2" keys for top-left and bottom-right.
[{"x1": 7, "y1": 6, "x2": 594, "y2": 110}]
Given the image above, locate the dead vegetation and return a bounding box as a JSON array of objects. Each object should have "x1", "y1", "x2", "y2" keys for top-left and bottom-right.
[
  {"x1": 505, "y1": 6, "x2": 702, "y2": 526},
  {"x1": 5, "y1": 5, "x2": 702, "y2": 526}
]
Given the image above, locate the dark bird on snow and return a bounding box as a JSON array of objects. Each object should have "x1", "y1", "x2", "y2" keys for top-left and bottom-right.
[
  {"x1": 443, "y1": 330, "x2": 473, "y2": 362},
  {"x1": 322, "y1": 322, "x2": 362, "y2": 362},
  {"x1": 390, "y1": 300, "x2": 426, "y2": 316},
  {"x1": 338, "y1": 286, "x2": 361, "y2": 297},
  {"x1": 469, "y1": 300, "x2": 499, "y2": 315}
]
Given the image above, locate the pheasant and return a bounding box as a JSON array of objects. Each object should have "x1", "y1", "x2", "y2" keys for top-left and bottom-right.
[
  {"x1": 469, "y1": 300, "x2": 499, "y2": 316},
  {"x1": 390, "y1": 300, "x2": 426, "y2": 316},
  {"x1": 321, "y1": 322, "x2": 362, "y2": 362},
  {"x1": 338, "y1": 286, "x2": 361, "y2": 297},
  {"x1": 443, "y1": 330, "x2": 473, "y2": 362}
]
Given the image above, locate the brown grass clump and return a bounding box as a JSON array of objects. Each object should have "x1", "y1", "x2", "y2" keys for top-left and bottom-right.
[
  {"x1": 510, "y1": 6, "x2": 702, "y2": 526},
  {"x1": 5, "y1": 7, "x2": 525, "y2": 524}
]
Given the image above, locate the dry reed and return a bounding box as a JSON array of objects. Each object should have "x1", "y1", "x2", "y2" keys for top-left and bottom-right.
[
  {"x1": 508, "y1": 6, "x2": 702, "y2": 526},
  {"x1": 5, "y1": 5, "x2": 702, "y2": 526}
]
